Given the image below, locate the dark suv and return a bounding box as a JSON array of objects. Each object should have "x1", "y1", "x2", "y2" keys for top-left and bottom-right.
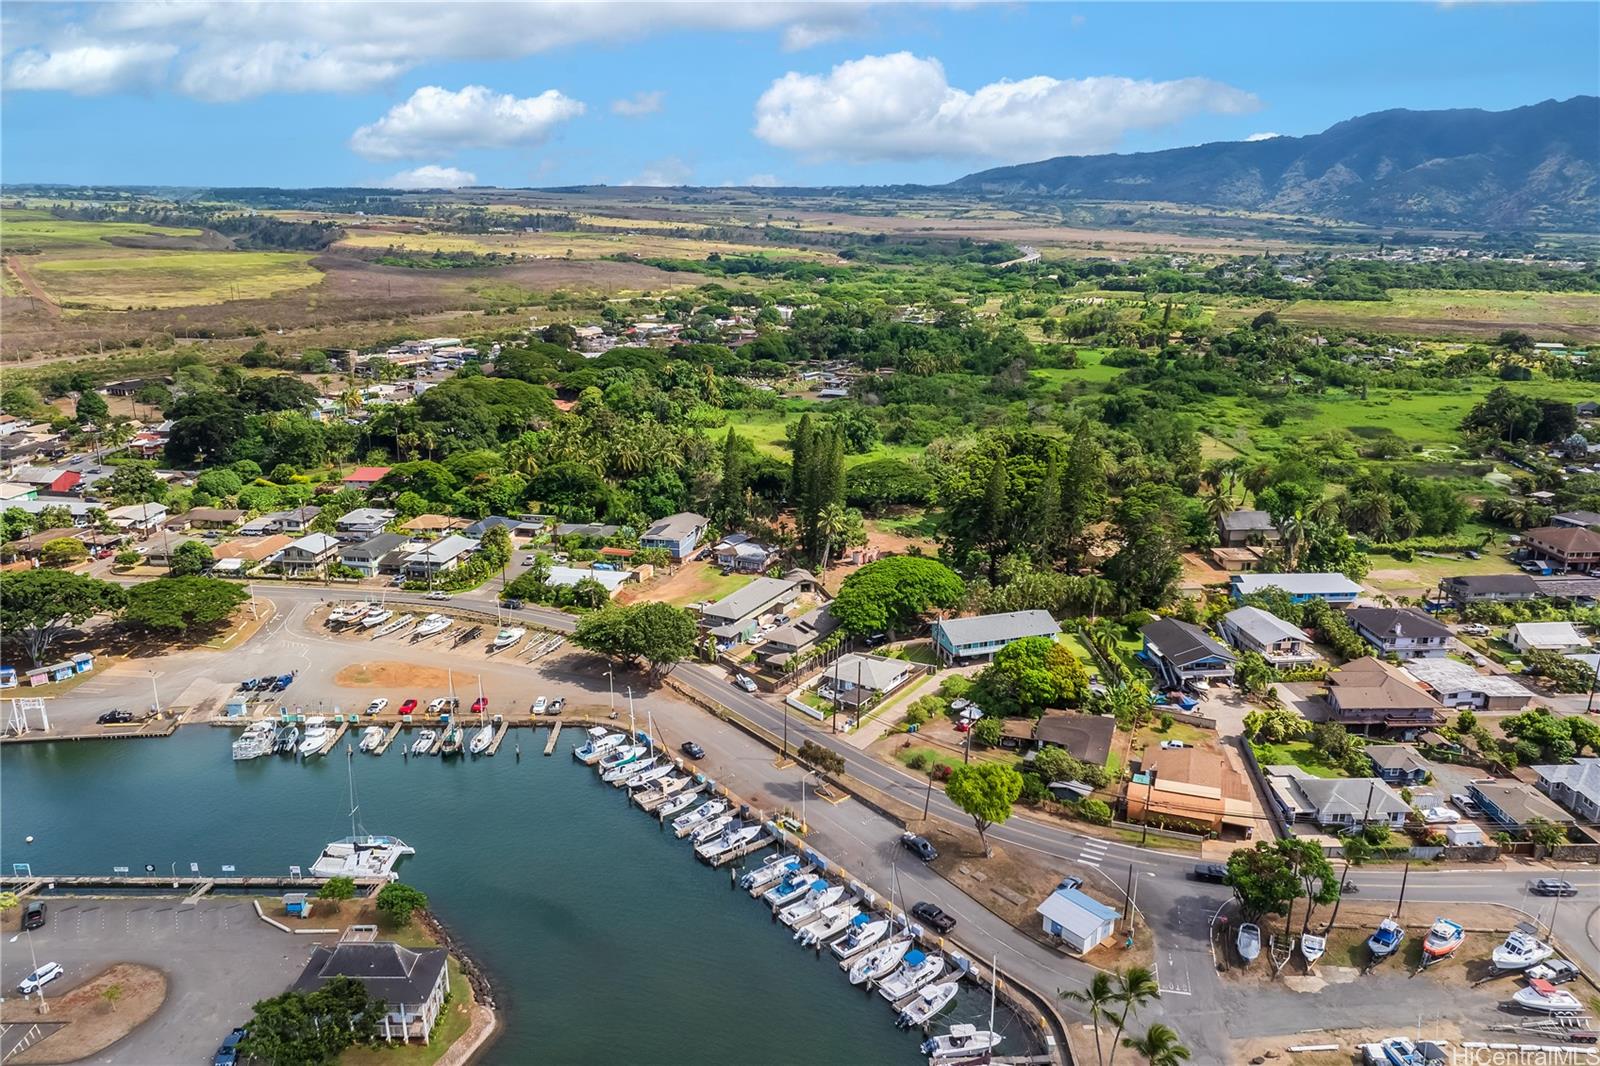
[
  {"x1": 212, "y1": 1028, "x2": 247, "y2": 1066},
  {"x1": 21, "y1": 901, "x2": 45, "y2": 930},
  {"x1": 910, "y1": 901, "x2": 957, "y2": 933},
  {"x1": 1531, "y1": 878, "x2": 1578, "y2": 897},
  {"x1": 1191, "y1": 863, "x2": 1230, "y2": 884},
  {"x1": 901, "y1": 833, "x2": 938, "y2": 862}
]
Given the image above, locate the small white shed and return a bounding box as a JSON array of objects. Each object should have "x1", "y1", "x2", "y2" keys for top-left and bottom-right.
[{"x1": 1036, "y1": 887, "x2": 1119, "y2": 954}]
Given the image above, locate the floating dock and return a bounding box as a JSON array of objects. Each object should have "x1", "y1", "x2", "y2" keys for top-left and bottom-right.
[
  {"x1": 485, "y1": 718, "x2": 510, "y2": 755},
  {"x1": 373, "y1": 722, "x2": 404, "y2": 755},
  {"x1": 707, "y1": 831, "x2": 774, "y2": 868},
  {"x1": 543, "y1": 721, "x2": 562, "y2": 755},
  {"x1": 316, "y1": 721, "x2": 349, "y2": 756}
]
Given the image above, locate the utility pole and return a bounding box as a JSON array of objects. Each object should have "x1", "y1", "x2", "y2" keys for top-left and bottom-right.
[
  {"x1": 1140, "y1": 768, "x2": 1159, "y2": 845},
  {"x1": 923, "y1": 774, "x2": 934, "y2": 821}
]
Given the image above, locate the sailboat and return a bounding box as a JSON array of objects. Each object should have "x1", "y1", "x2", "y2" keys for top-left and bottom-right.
[
  {"x1": 468, "y1": 718, "x2": 495, "y2": 755},
  {"x1": 922, "y1": 956, "x2": 1002, "y2": 1059},
  {"x1": 308, "y1": 748, "x2": 415, "y2": 880},
  {"x1": 1421, "y1": 917, "x2": 1465, "y2": 966},
  {"x1": 604, "y1": 755, "x2": 656, "y2": 784},
  {"x1": 1492, "y1": 927, "x2": 1556, "y2": 972},
  {"x1": 439, "y1": 722, "x2": 463, "y2": 756},
  {"x1": 623, "y1": 763, "x2": 673, "y2": 790},
  {"x1": 358, "y1": 725, "x2": 385, "y2": 752}
]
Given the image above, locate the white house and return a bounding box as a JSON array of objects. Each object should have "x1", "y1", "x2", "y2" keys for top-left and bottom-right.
[
  {"x1": 1346, "y1": 606, "x2": 1452, "y2": 659},
  {"x1": 1230, "y1": 573, "x2": 1360, "y2": 604},
  {"x1": 931, "y1": 610, "x2": 1058, "y2": 664},
  {"x1": 1532, "y1": 757, "x2": 1600, "y2": 824},
  {"x1": 817, "y1": 653, "x2": 912, "y2": 706},
  {"x1": 290, "y1": 942, "x2": 448, "y2": 1044},
  {"x1": 1218, "y1": 606, "x2": 1318, "y2": 669},
  {"x1": 1510, "y1": 621, "x2": 1590, "y2": 654},
  {"x1": 402, "y1": 534, "x2": 479, "y2": 578},
  {"x1": 1036, "y1": 886, "x2": 1118, "y2": 954}
]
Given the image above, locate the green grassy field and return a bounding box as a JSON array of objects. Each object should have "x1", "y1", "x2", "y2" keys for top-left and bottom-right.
[
  {"x1": 1251, "y1": 739, "x2": 1348, "y2": 778},
  {"x1": 1, "y1": 216, "x2": 204, "y2": 252},
  {"x1": 1032, "y1": 348, "x2": 1126, "y2": 386},
  {"x1": 1276, "y1": 289, "x2": 1600, "y2": 330},
  {"x1": 717, "y1": 408, "x2": 926, "y2": 468},
  {"x1": 30, "y1": 250, "x2": 321, "y2": 309}
]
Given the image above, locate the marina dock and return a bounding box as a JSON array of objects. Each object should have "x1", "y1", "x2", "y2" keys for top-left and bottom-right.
[
  {"x1": 373, "y1": 722, "x2": 404, "y2": 755},
  {"x1": 485, "y1": 718, "x2": 510, "y2": 755},
  {"x1": 706, "y1": 831, "x2": 773, "y2": 867},
  {"x1": 0, "y1": 873, "x2": 388, "y2": 896},
  {"x1": 317, "y1": 720, "x2": 349, "y2": 756},
  {"x1": 543, "y1": 721, "x2": 561, "y2": 755},
  {"x1": 428, "y1": 728, "x2": 446, "y2": 755}
]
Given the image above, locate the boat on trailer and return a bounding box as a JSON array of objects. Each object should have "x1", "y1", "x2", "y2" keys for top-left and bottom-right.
[
  {"x1": 1513, "y1": 977, "x2": 1585, "y2": 1014},
  {"x1": 1368, "y1": 918, "x2": 1405, "y2": 961},
  {"x1": 1236, "y1": 922, "x2": 1262, "y2": 963},
  {"x1": 1300, "y1": 932, "x2": 1327, "y2": 967},
  {"x1": 1492, "y1": 927, "x2": 1556, "y2": 972},
  {"x1": 1421, "y1": 917, "x2": 1465, "y2": 965}
]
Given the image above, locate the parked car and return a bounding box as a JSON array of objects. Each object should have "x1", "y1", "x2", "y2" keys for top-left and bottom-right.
[
  {"x1": 910, "y1": 901, "x2": 957, "y2": 933},
  {"x1": 1450, "y1": 794, "x2": 1481, "y2": 815},
  {"x1": 426, "y1": 590, "x2": 450, "y2": 601},
  {"x1": 1191, "y1": 863, "x2": 1230, "y2": 884},
  {"x1": 397, "y1": 699, "x2": 418, "y2": 716},
  {"x1": 366, "y1": 698, "x2": 388, "y2": 715},
  {"x1": 427, "y1": 697, "x2": 454, "y2": 714},
  {"x1": 97, "y1": 709, "x2": 134, "y2": 724},
  {"x1": 1460, "y1": 623, "x2": 1490, "y2": 636},
  {"x1": 1532, "y1": 878, "x2": 1578, "y2": 897},
  {"x1": 531, "y1": 696, "x2": 548, "y2": 714},
  {"x1": 502, "y1": 598, "x2": 524, "y2": 610},
  {"x1": 272, "y1": 673, "x2": 294, "y2": 691},
  {"x1": 548, "y1": 698, "x2": 565, "y2": 715},
  {"x1": 471, "y1": 697, "x2": 488, "y2": 713},
  {"x1": 1527, "y1": 959, "x2": 1582, "y2": 985},
  {"x1": 17, "y1": 962, "x2": 63, "y2": 996},
  {"x1": 1160, "y1": 740, "x2": 1187, "y2": 749},
  {"x1": 21, "y1": 901, "x2": 46, "y2": 930},
  {"x1": 734, "y1": 675, "x2": 758, "y2": 693},
  {"x1": 239, "y1": 678, "x2": 258, "y2": 692},
  {"x1": 680, "y1": 741, "x2": 706, "y2": 760},
  {"x1": 212, "y1": 1027, "x2": 248, "y2": 1066},
  {"x1": 901, "y1": 833, "x2": 938, "y2": 862}
]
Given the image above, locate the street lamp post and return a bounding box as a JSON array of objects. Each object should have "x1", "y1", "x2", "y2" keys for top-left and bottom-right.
[
  {"x1": 149, "y1": 671, "x2": 161, "y2": 717},
  {"x1": 1139, "y1": 768, "x2": 1160, "y2": 845},
  {"x1": 606, "y1": 668, "x2": 615, "y2": 714}
]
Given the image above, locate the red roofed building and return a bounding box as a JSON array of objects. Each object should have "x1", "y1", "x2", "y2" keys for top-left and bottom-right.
[{"x1": 342, "y1": 466, "x2": 392, "y2": 491}]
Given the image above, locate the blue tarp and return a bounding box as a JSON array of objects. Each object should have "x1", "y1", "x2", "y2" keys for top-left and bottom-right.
[
  {"x1": 848, "y1": 913, "x2": 869, "y2": 927},
  {"x1": 903, "y1": 949, "x2": 927, "y2": 966}
]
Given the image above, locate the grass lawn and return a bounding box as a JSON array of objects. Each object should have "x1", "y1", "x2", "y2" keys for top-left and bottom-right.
[
  {"x1": 893, "y1": 742, "x2": 1017, "y2": 775},
  {"x1": 1364, "y1": 548, "x2": 1521, "y2": 592},
  {"x1": 32, "y1": 250, "x2": 321, "y2": 309},
  {"x1": 1, "y1": 215, "x2": 203, "y2": 251},
  {"x1": 1277, "y1": 288, "x2": 1600, "y2": 331},
  {"x1": 1032, "y1": 348, "x2": 1126, "y2": 386},
  {"x1": 1061, "y1": 633, "x2": 1102, "y2": 677},
  {"x1": 882, "y1": 642, "x2": 939, "y2": 665},
  {"x1": 1251, "y1": 739, "x2": 1349, "y2": 778}
]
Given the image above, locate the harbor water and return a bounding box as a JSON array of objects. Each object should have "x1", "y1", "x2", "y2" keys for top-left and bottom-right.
[{"x1": 0, "y1": 728, "x2": 1031, "y2": 1064}]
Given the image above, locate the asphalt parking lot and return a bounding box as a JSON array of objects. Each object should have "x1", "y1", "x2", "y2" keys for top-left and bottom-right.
[{"x1": 0, "y1": 898, "x2": 319, "y2": 1064}]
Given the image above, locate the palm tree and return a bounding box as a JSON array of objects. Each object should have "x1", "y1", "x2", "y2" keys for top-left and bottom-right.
[
  {"x1": 1123, "y1": 1023, "x2": 1190, "y2": 1066},
  {"x1": 1107, "y1": 966, "x2": 1161, "y2": 1066},
  {"x1": 1060, "y1": 973, "x2": 1118, "y2": 1066},
  {"x1": 816, "y1": 502, "x2": 850, "y2": 571},
  {"x1": 1202, "y1": 488, "x2": 1234, "y2": 525}
]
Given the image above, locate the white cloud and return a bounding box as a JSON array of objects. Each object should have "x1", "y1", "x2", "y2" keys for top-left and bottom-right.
[
  {"x1": 3, "y1": 42, "x2": 176, "y2": 94},
  {"x1": 5, "y1": 2, "x2": 891, "y2": 99},
  {"x1": 754, "y1": 52, "x2": 1260, "y2": 163},
  {"x1": 622, "y1": 157, "x2": 694, "y2": 187},
  {"x1": 611, "y1": 90, "x2": 664, "y2": 117},
  {"x1": 745, "y1": 173, "x2": 782, "y2": 187},
  {"x1": 351, "y1": 85, "x2": 585, "y2": 160},
  {"x1": 1245, "y1": 131, "x2": 1282, "y2": 141},
  {"x1": 382, "y1": 164, "x2": 478, "y2": 190}
]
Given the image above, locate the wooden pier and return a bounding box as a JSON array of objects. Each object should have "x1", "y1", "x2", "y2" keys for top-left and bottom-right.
[
  {"x1": 1, "y1": 873, "x2": 386, "y2": 895},
  {"x1": 707, "y1": 832, "x2": 774, "y2": 868},
  {"x1": 485, "y1": 718, "x2": 510, "y2": 755},
  {"x1": 543, "y1": 721, "x2": 561, "y2": 755},
  {"x1": 0, "y1": 717, "x2": 177, "y2": 745},
  {"x1": 316, "y1": 721, "x2": 349, "y2": 756},
  {"x1": 640, "y1": 784, "x2": 700, "y2": 814},
  {"x1": 373, "y1": 722, "x2": 404, "y2": 755},
  {"x1": 427, "y1": 729, "x2": 446, "y2": 755}
]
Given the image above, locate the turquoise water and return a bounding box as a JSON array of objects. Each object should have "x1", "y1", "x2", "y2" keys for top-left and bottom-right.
[{"x1": 0, "y1": 730, "x2": 1010, "y2": 1064}]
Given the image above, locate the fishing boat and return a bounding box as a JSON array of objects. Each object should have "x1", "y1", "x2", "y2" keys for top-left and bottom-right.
[
  {"x1": 328, "y1": 602, "x2": 370, "y2": 624},
  {"x1": 1513, "y1": 977, "x2": 1585, "y2": 1014},
  {"x1": 878, "y1": 950, "x2": 945, "y2": 1001},
  {"x1": 358, "y1": 725, "x2": 385, "y2": 753},
  {"x1": 779, "y1": 882, "x2": 846, "y2": 928},
  {"x1": 231, "y1": 721, "x2": 276, "y2": 760},
  {"x1": 848, "y1": 937, "x2": 912, "y2": 985},
  {"x1": 1374, "y1": 1037, "x2": 1426, "y2": 1066},
  {"x1": 656, "y1": 789, "x2": 703, "y2": 819},
  {"x1": 468, "y1": 721, "x2": 494, "y2": 755},
  {"x1": 1368, "y1": 918, "x2": 1405, "y2": 960},
  {"x1": 764, "y1": 870, "x2": 820, "y2": 908},
  {"x1": 603, "y1": 755, "x2": 657, "y2": 784},
  {"x1": 1492, "y1": 928, "x2": 1556, "y2": 971},
  {"x1": 491, "y1": 626, "x2": 525, "y2": 650},
  {"x1": 574, "y1": 729, "x2": 625, "y2": 764},
  {"x1": 1236, "y1": 922, "x2": 1262, "y2": 963},
  {"x1": 414, "y1": 614, "x2": 451, "y2": 638},
  {"x1": 832, "y1": 916, "x2": 890, "y2": 960},
  {"x1": 361, "y1": 608, "x2": 395, "y2": 629},
  {"x1": 297, "y1": 717, "x2": 329, "y2": 757},
  {"x1": 439, "y1": 723, "x2": 463, "y2": 756},
  {"x1": 739, "y1": 854, "x2": 796, "y2": 891},
  {"x1": 639, "y1": 774, "x2": 693, "y2": 802},
  {"x1": 373, "y1": 614, "x2": 414, "y2": 637},
  {"x1": 410, "y1": 729, "x2": 437, "y2": 755},
  {"x1": 272, "y1": 723, "x2": 299, "y2": 754},
  {"x1": 923, "y1": 1024, "x2": 1003, "y2": 1061},
  {"x1": 1421, "y1": 917, "x2": 1465, "y2": 965},
  {"x1": 898, "y1": 978, "x2": 960, "y2": 1028},
  {"x1": 623, "y1": 763, "x2": 673, "y2": 790},
  {"x1": 795, "y1": 904, "x2": 860, "y2": 947},
  {"x1": 672, "y1": 798, "x2": 728, "y2": 837},
  {"x1": 308, "y1": 750, "x2": 415, "y2": 881},
  {"x1": 597, "y1": 744, "x2": 646, "y2": 772},
  {"x1": 1299, "y1": 932, "x2": 1327, "y2": 967},
  {"x1": 690, "y1": 814, "x2": 734, "y2": 845},
  {"x1": 695, "y1": 822, "x2": 762, "y2": 861}
]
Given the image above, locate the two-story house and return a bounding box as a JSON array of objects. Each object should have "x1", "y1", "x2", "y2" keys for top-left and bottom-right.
[
  {"x1": 340, "y1": 532, "x2": 411, "y2": 577},
  {"x1": 1217, "y1": 509, "x2": 1281, "y2": 549},
  {"x1": 1218, "y1": 606, "x2": 1318, "y2": 669},
  {"x1": 700, "y1": 575, "x2": 803, "y2": 643},
  {"x1": 1438, "y1": 573, "x2": 1540, "y2": 606},
  {"x1": 1324, "y1": 656, "x2": 1443, "y2": 736},
  {"x1": 640, "y1": 512, "x2": 707, "y2": 561},
  {"x1": 1364, "y1": 745, "x2": 1429, "y2": 785},
  {"x1": 1525, "y1": 525, "x2": 1600, "y2": 573},
  {"x1": 713, "y1": 533, "x2": 781, "y2": 573},
  {"x1": 335, "y1": 508, "x2": 396, "y2": 539},
  {"x1": 1139, "y1": 618, "x2": 1238, "y2": 689},
  {"x1": 402, "y1": 534, "x2": 479, "y2": 579},
  {"x1": 277, "y1": 532, "x2": 341, "y2": 575},
  {"x1": 932, "y1": 610, "x2": 1059, "y2": 665},
  {"x1": 1346, "y1": 606, "x2": 1452, "y2": 659},
  {"x1": 1531, "y1": 758, "x2": 1600, "y2": 825}
]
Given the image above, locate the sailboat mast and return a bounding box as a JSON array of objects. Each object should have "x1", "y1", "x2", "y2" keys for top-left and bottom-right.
[
  {"x1": 346, "y1": 746, "x2": 360, "y2": 839},
  {"x1": 988, "y1": 954, "x2": 998, "y2": 1038}
]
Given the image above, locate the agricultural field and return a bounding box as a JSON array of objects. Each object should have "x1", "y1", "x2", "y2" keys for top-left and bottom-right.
[
  {"x1": 1272, "y1": 288, "x2": 1600, "y2": 338},
  {"x1": 28, "y1": 250, "x2": 321, "y2": 310},
  {"x1": 336, "y1": 228, "x2": 832, "y2": 263},
  {"x1": 1, "y1": 211, "x2": 204, "y2": 251}
]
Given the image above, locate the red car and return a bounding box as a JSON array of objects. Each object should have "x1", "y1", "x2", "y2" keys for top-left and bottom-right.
[
  {"x1": 471, "y1": 697, "x2": 488, "y2": 714},
  {"x1": 954, "y1": 721, "x2": 970, "y2": 733},
  {"x1": 397, "y1": 699, "x2": 418, "y2": 716}
]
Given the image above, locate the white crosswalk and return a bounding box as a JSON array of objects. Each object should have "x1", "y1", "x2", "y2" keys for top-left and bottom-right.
[{"x1": 1077, "y1": 838, "x2": 1108, "y2": 868}]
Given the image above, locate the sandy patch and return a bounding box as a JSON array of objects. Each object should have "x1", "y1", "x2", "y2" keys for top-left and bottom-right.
[
  {"x1": 3, "y1": 963, "x2": 167, "y2": 1065},
  {"x1": 334, "y1": 661, "x2": 480, "y2": 690}
]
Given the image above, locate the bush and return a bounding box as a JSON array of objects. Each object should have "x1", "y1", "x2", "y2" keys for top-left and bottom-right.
[
  {"x1": 1158, "y1": 713, "x2": 1174, "y2": 732},
  {"x1": 907, "y1": 752, "x2": 929, "y2": 771},
  {"x1": 931, "y1": 763, "x2": 954, "y2": 782},
  {"x1": 1077, "y1": 797, "x2": 1113, "y2": 825},
  {"x1": 317, "y1": 876, "x2": 356, "y2": 900},
  {"x1": 1019, "y1": 774, "x2": 1050, "y2": 805}
]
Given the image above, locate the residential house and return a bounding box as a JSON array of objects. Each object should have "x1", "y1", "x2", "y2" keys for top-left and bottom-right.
[
  {"x1": 1346, "y1": 606, "x2": 1452, "y2": 659},
  {"x1": 1438, "y1": 573, "x2": 1540, "y2": 606},
  {"x1": 713, "y1": 533, "x2": 781, "y2": 573},
  {"x1": 103, "y1": 378, "x2": 165, "y2": 398},
  {"x1": 104, "y1": 502, "x2": 168, "y2": 533},
  {"x1": 170, "y1": 507, "x2": 244, "y2": 531},
  {"x1": 1525, "y1": 525, "x2": 1600, "y2": 573},
  {"x1": 1264, "y1": 767, "x2": 1411, "y2": 830},
  {"x1": 277, "y1": 533, "x2": 341, "y2": 575},
  {"x1": 1230, "y1": 573, "x2": 1361, "y2": 603},
  {"x1": 291, "y1": 942, "x2": 449, "y2": 1045},
  {"x1": 701, "y1": 576, "x2": 803, "y2": 643},
  {"x1": 931, "y1": 610, "x2": 1059, "y2": 665},
  {"x1": 336, "y1": 508, "x2": 396, "y2": 539},
  {"x1": 1, "y1": 527, "x2": 89, "y2": 562},
  {"x1": 1364, "y1": 745, "x2": 1429, "y2": 785},
  {"x1": 1399, "y1": 657, "x2": 1535, "y2": 712},
  {"x1": 142, "y1": 535, "x2": 209, "y2": 567},
  {"x1": 400, "y1": 514, "x2": 469, "y2": 536},
  {"x1": 402, "y1": 534, "x2": 480, "y2": 579},
  {"x1": 1125, "y1": 746, "x2": 1257, "y2": 836},
  {"x1": 340, "y1": 532, "x2": 411, "y2": 577},
  {"x1": 1218, "y1": 606, "x2": 1318, "y2": 669},
  {"x1": 126, "y1": 429, "x2": 169, "y2": 460},
  {"x1": 757, "y1": 606, "x2": 841, "y2": 669},
  {"x1": 1531, "y1": 758, "x2": 1600, "y2": 824},
  {"x1": 11, "y1": 466, "x2": 81, "y2": 496},
  {"x1": 0, "y1": 482, "x2": 39, "y2": 502},
  {"x1": 1217, "y1": 509, "x2": 1281, "y2": 548},
  {"x1": 1036, "y1": 887, "x2": 1118, "y2": 955},
  {"x1": 545, "y1": 565, "x2": 635, "y2": 595},
  {"x1": 640, "y1": 511, "x2": 708, "y2": 561},
  {"x1": 1510, "y1": 621, "x2": 1590, "y2": 654},
  {"x1": 1140, "y1": 618, "x2": 1239, "y2": 688},
  {"x1": 1208, "y1": 546, "x2": 1268, "y2": 572},
  {"x1": 1323, "y1": 656, "x2": 1443, "y2": 735},
  {"x1": 239, "y1": 508, "x2": 321, "y2": 536},
  {"x1": 817, "y1": 653, "x2": 913, "y2": 706},
  {"x1": 1469, "y1": 781, "x2": 1575, "y2": 839},
  {"x1": 1032, "y1": 711, "x2": 1115, "y2": 768},
  {"x1": 211, "y1": 534, "x2": 291, "y2": 571},
  {"x1": 342, "y1": 466, "x2": 392, "y2": 491},
  {"x1": 552, "y1": 522, "x2": 621, "y2": 543},
  {"x1": 1553, "y1": 510, "x2": 1600, "y2": 529},
  {"x1": 3, "y1": 498, "x2": 96, "y2": 526}
]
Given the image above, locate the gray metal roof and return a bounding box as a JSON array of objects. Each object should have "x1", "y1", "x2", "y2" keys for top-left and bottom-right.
[
  {"x1": 1222, "y1": 606, "x2": 1305, "y2": 647},
  {"x1": 701, "y1": 576, "x2": 798, "y2": 624},
  {"x1": 1142, "y1": 618, "x2": 1238, "y2": 668},
  {"x1": 934, "y1": 610, "x2": 1058, "y2": 648}
]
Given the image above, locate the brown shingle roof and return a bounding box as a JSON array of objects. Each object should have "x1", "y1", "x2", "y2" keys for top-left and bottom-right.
[
  {"x1": 1328, "y1": 656, "x2": 1439, "y2": 711},
  {"x1": 1529, "y1": 525, "x2": 1600, "y2": 553}
]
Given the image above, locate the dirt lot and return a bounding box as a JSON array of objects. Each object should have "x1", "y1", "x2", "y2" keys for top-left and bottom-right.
[
  {"x1": 3, "y1": 963, "x2": 166, "y2": 1065},
  {"x1": 333, "y1": 661, "x2": 481, "y2": 691}
]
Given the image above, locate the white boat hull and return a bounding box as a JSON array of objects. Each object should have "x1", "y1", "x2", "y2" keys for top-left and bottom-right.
[
  {"x1": 691, "y1": 815, "x2": 734, "y2": 845},
  {"x1": 832, "y1": 920, "x2": 890, "y2": 960},
  {"x1": 878, "y1": 954, "x2": 945, "y2": 1001},
  {"x1": 898, "y1": 979, "x2": 960, "y2": 1028},
  {"x1": 1514, "y1": 987, "x2": 1584, "y2": 1014},
  {"x1": 849, "y1": 937, "x2": 911, "y2": 985}
]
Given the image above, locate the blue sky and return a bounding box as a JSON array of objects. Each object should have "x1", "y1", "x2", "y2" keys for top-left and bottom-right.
[{"x1": 2, "y1": 2, "x2": 1596, "y2": 189}]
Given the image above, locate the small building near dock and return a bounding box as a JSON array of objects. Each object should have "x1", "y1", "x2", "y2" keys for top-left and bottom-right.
[
  {"x1": 1036, "y1": 885, "x2": 1118, "y2": 954},
  {"x1": 291, "y1": 941, "x2": 449, "y2": 1044}
]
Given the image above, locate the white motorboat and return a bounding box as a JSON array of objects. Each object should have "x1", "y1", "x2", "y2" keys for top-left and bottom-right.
[
  {"x1": 740, "y1": 854, "x2": 796, "y2": 891},
  {"x1": 795, "y1": 904, "x2": 860, "y2": 947},
  {"x1": 374, "y1": 614, "x2": 414, "y2": 637},
  {"x1": 358, "y1": 726, "x2": 385, "y2": 752},
  {"x1": 297, "y1": 717, "x2": 329, "y2": 756},
  {"x1": 597, "y1": 744, "x2": 646, "y2": 772},
  {"x1": 272, "y1": 723, "x2": 298, "y2": 754},
  {"x1": 468, "y1": 723, "x2": 494, "y2": 755},
  {"x1": 638, "y1": 774, "x2": 693, "y2": 801},
  {"x1": 877, "y1": 950, "x2": 945, "y2": 1001},
  {"x1": 656, "y1": 789, "x2": 703, "y2": 819},
  {"x1": 764, "y1": 870, "x2": 819, "y2": 908},
  {"x1": 328, "y1": 602, "x2": 370, "y2": 624},
  {"x1": 849, "y1": 937, "x2": 912, "y2": 985},
  {"x1": 779, "y1": 882, "x2": 846, "y2": 928},
  {"x1": 1421, "y1": 917, "x2": 1465, "y2": 965},
  {"x1": 695, "y1": 823, "x2": 762, "y2": 861},
  {"x1": 1514, "y1": 978, "x2": 1585, "y2": 1014},
  {"x1": 1299, "y1": 933, "x2": 1327, "y2": 967},
  {"x1": 1493, "y1": 929, "x2": 1556, "y2": 971},
  {"x1": 491, "y1": 626, "x2": 525, "y2": 650},
  {"x1": 832, "y1": 916, "x2": 890, "y2": 960},
  {"x1": 231, "y1": 721, "x2": 276, "y2": 760},
  {"x1": 672, "y1": 798, "x2": 728, "y2": 837},
  {"x1": 690, "y1": 814, "x2": 734, "y2": 845},
  {"x1": 415, "y1": 614, "x2": 451, "y2": 637},
  {"x1": 623, "y1": 763, "x2": 673, "y2": 790},
  {"x1": 410, "y1": 729, "x2": 437, "y2": 755},
  {"x1": 1368, "y1": 918, "x2": 1405, "y2": 960},
  {"x1": 361, "y1": 608, "x2": 394, "y2": 629},
  {"x1": 1373, "y1": 1038, "x2": 1426, "y2": 1066},
  {"x1": 921, "y1": 1024, "x2": 1002, "y2": 1060},
  {"x1": 898, "y1": 978, "x2": 960, "y2": 1028},
  {"x1": 575, "y1": 729, "x2": 625, "y2": 764},
  {"x1": 604, "y1": 755, "x2": 656, "y2": 784},
  {"x1": 1236, "y1": 922, "x2": 1262, "y2": 963}
]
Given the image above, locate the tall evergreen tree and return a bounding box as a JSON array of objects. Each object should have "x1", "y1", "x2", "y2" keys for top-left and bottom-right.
[
  {"x1": 1060, "y1": 424, "x2": 1108, "y2": 567},
  {"x1": 715, "y1": 428, "x2": 748, "y2": 529},
  {"x1": 980, "y1": 454, "x2": 1010, "y2": 578},
  {"x1": 789, "y1": 413, "x2": 814, "y2": 506}
]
